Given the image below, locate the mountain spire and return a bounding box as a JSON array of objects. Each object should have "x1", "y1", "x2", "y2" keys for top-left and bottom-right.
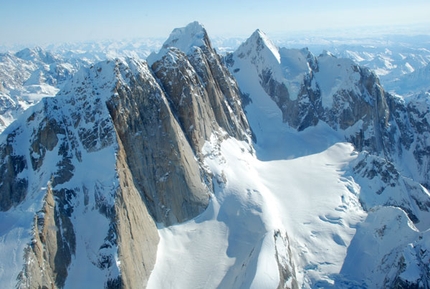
[
  {"x1": 148, "y1": 21, "x2": 212, "y2": 65},
  {"x1": 163, "y1": 21, "x2": 210, "y2": 52},
  {"x1": 235, "y1": 28, "x2": 281, "y2": 65}
]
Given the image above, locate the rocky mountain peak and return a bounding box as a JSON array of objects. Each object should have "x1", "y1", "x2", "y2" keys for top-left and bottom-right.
[
  {"x1": 164, "y1": 21, "x2": 209, "y2": 50},
  {"x1": 149, "y1": 22, "x2": 250, "y2": 154},
  {"x1": 235, "y1": 28, "x2": 281, "y2": 66},
  {"x1": 148, "y1": 21, "x2": 211, "y2": 65},
  {"x1": 250, "y1": 29, "x2": 277, "y2": 50}
]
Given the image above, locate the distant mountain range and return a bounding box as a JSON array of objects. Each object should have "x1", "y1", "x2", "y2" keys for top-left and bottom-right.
[{"x1": 1, "y1": 32, "x2": 429, "y2": 134}]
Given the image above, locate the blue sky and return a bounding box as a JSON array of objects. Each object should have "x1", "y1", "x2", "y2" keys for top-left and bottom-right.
[{"x1": 1, "y1": 0, "x2": 430, "y2": 45}]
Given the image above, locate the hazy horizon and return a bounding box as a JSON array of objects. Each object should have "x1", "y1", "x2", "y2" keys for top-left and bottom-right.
[{"x1": 1, "y1": 0, "x2": 430, "y2": 48}]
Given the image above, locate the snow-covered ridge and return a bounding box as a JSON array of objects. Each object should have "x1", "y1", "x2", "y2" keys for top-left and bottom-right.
[
  {"x1": 314, "y1": 51, "x2": 362, "y2": 108},
  {"x1": 59, "y1": 58, "x2": 152, "y2": 100}
]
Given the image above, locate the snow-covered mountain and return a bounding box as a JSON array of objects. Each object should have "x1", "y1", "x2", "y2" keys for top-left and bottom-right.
[
  {"x1": 273, "y1": 34, "x2": 430, "y2": 98},
  {"x1": 225, "y1": 28, "x2": 430, "y2": 288},
  {"x1": 388, "y1": 62, "x2": 430, "y2": 96},
  {"x1": 0, "y1": 22, "x2": 429, "y2": 289},
  {"x1": 2, "y1": 34, "x2": 429, "y2": 135},
  {"x1": 339, "y1": 44, "x2": 430, "y2": 98},
  {"x1": 228, "y1": 29, "x2": 430, "y2": 187},
  {"x1": 0, "y1": 22, "x2": 249, "y2": 289},
  {"x1": 0, "y1": 47, "x2": 86, "y2": 132}
]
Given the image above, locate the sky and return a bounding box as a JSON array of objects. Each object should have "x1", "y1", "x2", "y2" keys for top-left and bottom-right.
[{"x1": 1, "y1": 0, "x2": 430, "y2": 46}]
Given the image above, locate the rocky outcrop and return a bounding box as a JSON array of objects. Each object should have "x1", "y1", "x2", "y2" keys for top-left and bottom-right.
[
  {"x1": 351, "y1": 151, "x2": 430, "y2": 227},
  {"x1": 113, "y1": 134, "x2": 159, "y2": 289},
  {"x1": 106, "y1": 59, "x2": 210, "y2": 225},
  {"x1": 274, "y1": 230, "x2": 298, "y2": 289},
  {"x1": 0, "y1": 133, "x2": 28, "y2": 211},
  {"x1": 384, "y1": 92, "x2": 430, "y2": 188},
  {"x1": 149, "y1": 21, "x2": 250, "y2": 155},
  {"x1": 17, "y1": 185, "x2": 60, "y2": 288}
]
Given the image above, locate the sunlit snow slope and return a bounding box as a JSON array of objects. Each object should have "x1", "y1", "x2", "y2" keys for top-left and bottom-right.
[{"x1": 148, "y1": 137, "x2": 366, "y2": 288}]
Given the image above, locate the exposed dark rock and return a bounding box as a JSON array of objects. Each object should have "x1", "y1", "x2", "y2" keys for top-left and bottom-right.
[
  {"x1": 150, "y1": 25, "x2": 249, "y2": 155},
  {"x1": 18, "y1": 184, "x2": 74, "y2": 289},
  {"x1": 106, "y1": 59, "x2": 210, "y2": 225},
  {"x1": 274, "y1": 230, "x2": 299, "y2": 289},
  {"x1": 0, "y1": 131, "x2": 28, "y2": 211}
]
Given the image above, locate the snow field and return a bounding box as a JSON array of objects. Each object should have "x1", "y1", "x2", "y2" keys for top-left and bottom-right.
[{"x1": 148, "y1": 134, "x2": 367, "y2": 288}]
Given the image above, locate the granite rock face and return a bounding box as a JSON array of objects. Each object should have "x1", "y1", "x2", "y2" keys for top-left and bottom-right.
[
  {"x1": 149, "y1": 21, "x2": 249, "y2": 155},
  {"x1": 1, "y1": 59, "x2": 161, "y2": 288},
  {"x1": 105, "y1": 59, "x2": 210, "y2": 225},
  {"x1": 0, "y1": 22, "x2": 251, "y2": 288}
]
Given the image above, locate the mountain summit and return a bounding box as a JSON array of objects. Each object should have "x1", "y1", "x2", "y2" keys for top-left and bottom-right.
[
  {"x1": 162, "y1": 21, "x2": 211, "y2": 53},
  {"x1": 147, "y1": 21, "x2": 212, "y2": 65}
]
